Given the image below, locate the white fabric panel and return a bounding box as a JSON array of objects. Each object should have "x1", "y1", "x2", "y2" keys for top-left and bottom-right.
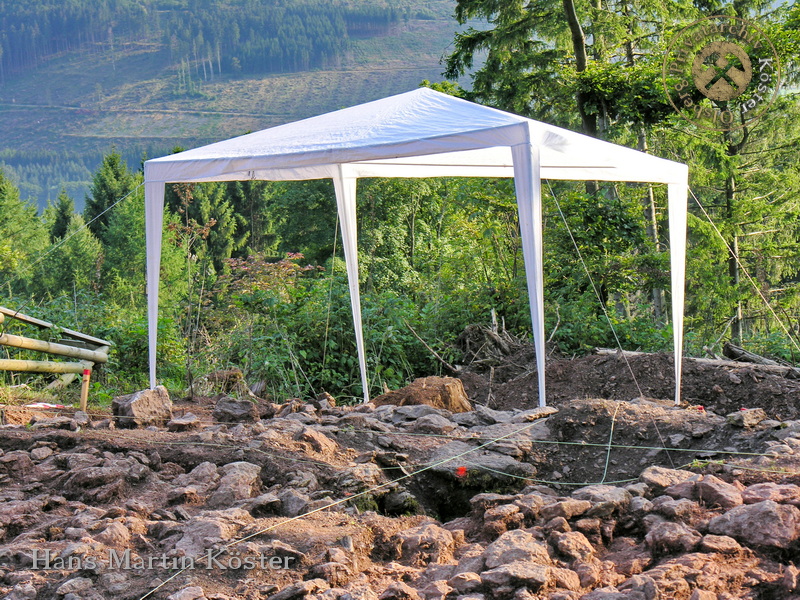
[
  {"x1": 333, "y1": 167, "x2": 370, "y2": 403},
  {"x1": 143, "y1": 87, "x2": 690, "y2": 407},
  {"x1": 512, "y1": 136, "x2": 547, "y2": 408},
  {"x1": 144, "y1": 179, "x2": 165, "y2": 389},
  {"x1": 668, "y1": 179, "x2": 689, "y2": 405},
  {"x1": 143, "y1": 88, "x2": 686, "y2": 186}
]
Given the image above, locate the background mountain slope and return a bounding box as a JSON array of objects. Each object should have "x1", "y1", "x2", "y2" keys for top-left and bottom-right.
[{"x1": 0, "y1": 0, "x2": 462, "y2": 209}]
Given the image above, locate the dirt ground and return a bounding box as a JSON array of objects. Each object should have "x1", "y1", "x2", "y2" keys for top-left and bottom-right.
[
  {"x1": 1, "y1": 348, "x2": 800, "y2": 600},
  {"x1": 460, "y1": 350, "x2": 800, "y2": 420}
]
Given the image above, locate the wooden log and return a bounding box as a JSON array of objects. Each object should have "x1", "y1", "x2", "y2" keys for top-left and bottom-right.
[
  {"x1": 723, "y1": 342, "x2": 781, "y2": 366},
  {"x1": 46, "y1": 373, "x2": 78, "y2": 390},
  {"x1": 0, "y1": 306, "x2": 112, "y2": 347},
  {"x1": 593, "y1": 347, "x2": 800, "y2": 378},
  {"x1": 0, "y1": 333, "x2": 108, "y2": 363},
  {"x1": 0, "y1": 359, "x2": 90, "y2": 374},
  {"x1": 46, "y1": 346, "x2": 109, "y2": 390}
]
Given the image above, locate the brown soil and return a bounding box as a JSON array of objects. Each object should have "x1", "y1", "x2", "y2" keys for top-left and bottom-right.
[
  {"x1": 460, "y1": 351, "x2": 800, "y2": 419},
  {"x1": 1, "y1": 349, "x2": 800, "y2": 600}
]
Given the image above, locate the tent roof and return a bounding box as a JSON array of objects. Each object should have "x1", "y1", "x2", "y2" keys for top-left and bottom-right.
[
  {"x1": 144, "y1": 87, "x2": 687, "y2": 185},
  {"x1": 143, "y1": 86, "x2": 688, "y2": 407}
]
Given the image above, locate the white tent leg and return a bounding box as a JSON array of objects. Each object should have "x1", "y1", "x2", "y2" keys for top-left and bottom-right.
[
  {"x1": 668, "y1": 180, "x2": 688, "y2": 405},
  {"x1": 333, "y1": 168, "x2": 370, "y2": 403},
  {"x1": 512, "y1": 141, "x2": 547, "y2": 408},
  {"x1": 145, "y1": 180, "x2": 165, "y2": 389}
]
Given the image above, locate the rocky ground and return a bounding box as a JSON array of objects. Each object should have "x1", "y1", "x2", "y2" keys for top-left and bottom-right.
[{"x1": 1, "y1": 351, "x2": 800, "y2": 600}]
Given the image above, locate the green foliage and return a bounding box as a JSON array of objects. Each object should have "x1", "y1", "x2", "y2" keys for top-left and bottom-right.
[
  {"x1": 83, "y1": 150, "x2": 138, "y2": 244},
  {"x1": 4, "y1": 3, "x2": 800, "y2": 402},
  {"x1": 96, "y1": 316, "x2": 186, "y2": 386},
  {"x1": 30, "y1": 214, "x2": 102, "y2": 298},
  {"x1": 0, "y1": 169, "x2": 49, "y2": 292},
  {"x1": 45, "y1": 188, "x2": 76, "y2": 242},
  {"x1": 268, "y1": 180, "x2": 339, "y2": 265}
]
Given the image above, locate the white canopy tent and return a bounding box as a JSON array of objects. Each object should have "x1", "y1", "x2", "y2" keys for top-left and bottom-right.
[{"x1": 144, "y1": 87, "x2": 688, "y2": 406}]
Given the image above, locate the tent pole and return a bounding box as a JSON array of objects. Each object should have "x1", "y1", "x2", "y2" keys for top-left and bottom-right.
[
  {"x1": 512, "y1": 138, "x2": 547, "y2": 408},
  {"x1": 145, "y1": 178, "x2": 166, "y2": 390},
  {"x1": 333, "y1": 166, "x2": 370, "y2": 403},
  {"x1": 668, "y1": 179, "x2": 688, "y2": 405}
]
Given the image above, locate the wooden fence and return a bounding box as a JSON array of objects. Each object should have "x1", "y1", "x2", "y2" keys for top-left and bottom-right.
[{"x1": 0, "y1": 307, "x2": 112, "y2": 411}]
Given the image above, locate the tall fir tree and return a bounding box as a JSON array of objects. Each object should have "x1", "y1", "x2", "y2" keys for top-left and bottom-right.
[
  {"x1": 84, "y1": 150, "x2": 137, "y2": 245},
  {"x1": 0, "y1": 169, "x2": 48, "y2": 294},
  {"x1": 48, "y1": 188, "x2": 75, "y2": 242}
]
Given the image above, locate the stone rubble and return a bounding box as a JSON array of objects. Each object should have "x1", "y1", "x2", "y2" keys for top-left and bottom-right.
[{"x1": 0, "y1": 382, "x2": 799, "y2": 600}]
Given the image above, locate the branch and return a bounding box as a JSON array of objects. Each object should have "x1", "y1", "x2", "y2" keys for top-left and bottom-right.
[{"x1": 403, "y1": 320, "x2": 458, "y2": 374}]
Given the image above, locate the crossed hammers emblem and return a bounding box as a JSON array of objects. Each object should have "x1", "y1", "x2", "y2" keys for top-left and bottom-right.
[{"x1": 692, "y1": 41, "x2": 752, "y2": 101}]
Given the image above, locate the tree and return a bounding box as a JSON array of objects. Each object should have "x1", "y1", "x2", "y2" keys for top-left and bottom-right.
[
  {"x1": 225, "y1": 180, "x2": 278, "y2": 255},
  {"x1": 268, "y1": 180, "x2": 338, "y2": 265},
  {"x1": 31, "y1": 214, "x2": 103, "y2": 299},
  {"x1": 47, "y1": 188, "x2": 75, "y2": 242},
  {"x1": 0, "y1": 169, "x2": 48, "y2": 294},
  {"x1": 443, "y1": 0, "x2": 694, "y2": 135},
  {"x1": 84, "y1": 150, "x2": 137, "y2": 245},
  {"x1": 656, "y1": 92, "x2": 800, "y2": 347}
]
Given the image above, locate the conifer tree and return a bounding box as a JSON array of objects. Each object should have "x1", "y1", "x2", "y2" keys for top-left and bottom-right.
[
  {"x1": 84, "y1": 150, "x2": 136, "y2": 245},
  {"x1": 0, "y1": 170, "x2": 48, "y2": 292},
  {"x1": 49, "y1": 188, "x2": 75, "y2": 242}
]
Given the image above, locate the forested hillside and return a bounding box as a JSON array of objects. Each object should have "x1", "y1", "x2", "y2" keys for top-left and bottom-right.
[
  {"x1": 0, "y1": 0, "x2": 415, "y2": 78},
  {"x1": 1, "y1": 0, "x2": 800, "y2": 407},
  {"x1": 0, "y1": 0, "x2": 459, "y2": 208}
]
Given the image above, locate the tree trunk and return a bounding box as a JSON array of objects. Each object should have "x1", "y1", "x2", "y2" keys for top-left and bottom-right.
[
  {"x1": 724, "y1": 131, "x2": 742, "y2": 343},
  {"x1": 638, "y1": 128, "x2": 664, "y2": 320},
  {"x1": 562, "y1": 0, "x2": 596, "y2": 137}
]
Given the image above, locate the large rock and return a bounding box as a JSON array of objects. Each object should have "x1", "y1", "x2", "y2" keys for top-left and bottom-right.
[
  {"x1": 378, "y1": 582, "x2": 422, "y2": 600},
  {"x1": 482, "y1": 529, "x2": 551, "y2": 568},
  {"x1": 268, "y1": 579, "x2": 329, "y2": 600},
  {"x1": 206, "y1": 461, "x2": 262, "y2": 507},
  {"x1": 644, "y1": 522, "x2": 701, "y2": 554},
  {"x1": 410, "y1": 414, "x2": 458, "y2": 435},
  {"x1": 168, "y1": 413, "x2": 201, "y2": 432},
  {"x1": 112, "y1": 386, "x2": 173, "y2": 428},
  {"x1": 278, "y1": 489, "x2": 311, "y2": 517},
  {"x1": 167, "y1": 587, "x2": 206, "y2": 600},
  {"x1": 174, "y1": 508, "x2": 252, "y2": 556},
  {"x1": 639, "y1": 467, "x2": 695, "y2": 493},
  {"x1": 395, "y1": 523, "x2": 455, "y2": 565},
  {"x1": 94, "y1": 522, "x2": 131, "y2": 548},
  {"x1": 64, "y1": 457, "x2": 148, "y2": 502},
  {"x1": 708, "y1": 500, "x2": 800, "y2": 548},
  {"x1": 294, "y1": 427, "x2": 338, "y2": 454},
  {"x1": 695, "y1": 475, "x2": 743, "y2": 509},
  {"x1": 373, "y1": 377, "x2": 472, "y2": 413},
  {"x1": 172, "y1": 461, "x2": 220, "y2": 496},
  {"x1": 428, "y1": 441, "x2": 535, "y2": 483},
  {"x1": 480, "y1": 562, "x2": 550, "y2": 590},
  {"x1": 213, "y1": 395, "x2": 259, "y2": 422},
  {"x1": 540, "y1": 499, "x2": 591, "y2": 521},
  {"x1": 448, "y1": 572, "x2": 482, "y2": 595},
  {"x1": 726, "y1": 407, "x2": 767, "y2": 428},
  {"x1": 572, "y1": 485, "x2": 632, "y2": 514},
  {"x1": 741, "y1": 482, "x2": 800, "y2": 506},
  {"x1": 551, "y1": 531, "x2": 596, "y2": 562}
]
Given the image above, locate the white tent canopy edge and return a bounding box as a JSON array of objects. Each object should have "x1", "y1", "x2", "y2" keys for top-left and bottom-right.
[{"x1": 144, "y1": 87, "x2": 688, "y2": 406}]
